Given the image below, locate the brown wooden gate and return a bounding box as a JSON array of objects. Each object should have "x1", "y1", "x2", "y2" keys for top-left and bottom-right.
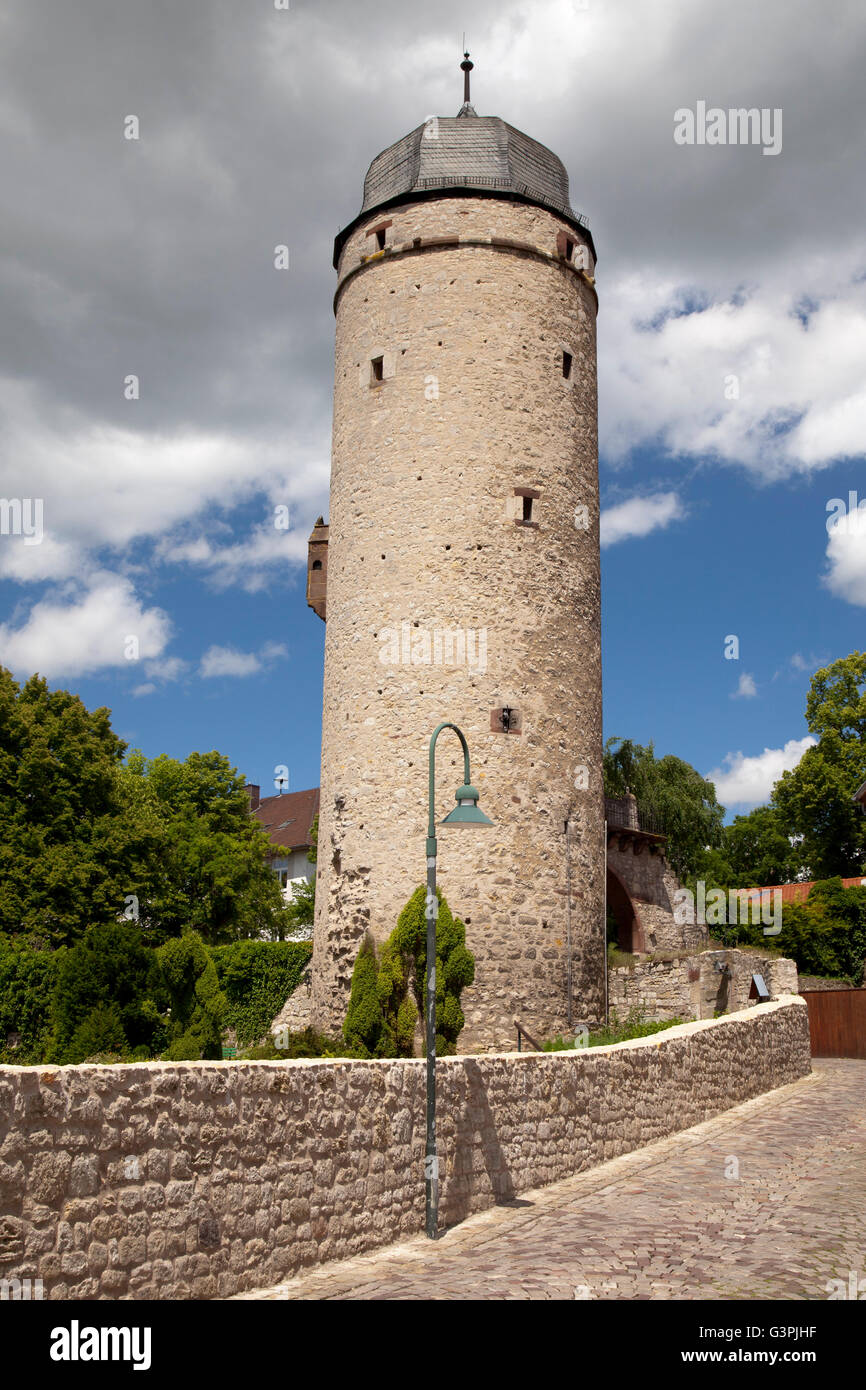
[{"x1": 799, "y1": 989, "x2": 866, "y2": 1058}]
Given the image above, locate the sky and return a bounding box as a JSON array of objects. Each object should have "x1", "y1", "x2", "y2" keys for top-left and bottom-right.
[{"x1": 1, "y1": 0, "x2": 864, "y2": 817}]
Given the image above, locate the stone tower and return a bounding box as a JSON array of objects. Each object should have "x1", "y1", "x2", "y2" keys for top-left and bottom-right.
[{"x1": 307, "y1": 58, "x2": 604, "y2": 1050}]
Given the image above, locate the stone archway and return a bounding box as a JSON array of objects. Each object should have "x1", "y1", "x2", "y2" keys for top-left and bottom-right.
[{"x1": 607, "y1": 865, "x2": 646, "y2": 954}]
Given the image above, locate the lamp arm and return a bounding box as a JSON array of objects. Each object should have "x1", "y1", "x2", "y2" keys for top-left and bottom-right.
[{"x1": 427, "y1": 721, "x2": 471, "y2": 850}]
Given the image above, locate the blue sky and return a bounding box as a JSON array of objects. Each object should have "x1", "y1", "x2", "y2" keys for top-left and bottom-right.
[{"x1": 1, "y1": 0, "x2": 864, "y2": 820}]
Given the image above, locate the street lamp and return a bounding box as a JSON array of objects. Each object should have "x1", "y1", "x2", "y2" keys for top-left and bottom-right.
[{"x1": 425, "y1": 721, "x2": 493, "y2": 1240}]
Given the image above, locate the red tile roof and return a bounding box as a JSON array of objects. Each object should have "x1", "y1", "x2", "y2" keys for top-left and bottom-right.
[
  {"x1": 252, "y1": 787, "x2": 319, "y2": 854},
  {"x1": 734, "y1": 875, "x2": 866, "y2": 905}
]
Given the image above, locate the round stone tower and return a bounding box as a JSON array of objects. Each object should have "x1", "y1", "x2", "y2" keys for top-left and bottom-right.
[{"x1": 308, "y1": 60, "x2": 604, "y2": 1050}]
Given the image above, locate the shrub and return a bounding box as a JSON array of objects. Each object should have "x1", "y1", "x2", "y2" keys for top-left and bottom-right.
[
  {"x1": 242, "y1": 1027, "x2": 344, "y2": 1060},
  {"x1": 157, "y1": 931, "x2": 227, "y2": 1060},
  {"x1": 543, "y1": 1007, "x2": 685, "y2": 1051},
  {"x1": 0, "y1": 934, "x2": 62, "y2": 1064},
  {"x1": 343, "y1": 933, "x2": 386, "y2": 1057},
  {"x1": 51, "y1": 922, "x2": 161, "y2": 1064},
  {"x1": 343, "y1": 887, "x2": 476, "y2": 1058},
  {"x1": 212, "y1": 939, "x2": 312, "y2": 1046}
]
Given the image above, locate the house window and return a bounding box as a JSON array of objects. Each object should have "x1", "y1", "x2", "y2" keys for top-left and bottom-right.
[
  {"x1": 375, "y1": 228, "x2": 386, "y2": 250},
  {"x1": 278, "y1": 869, "x2": 289, "y2": 888},
  {"x1": 371, "y1": 356, "x2": 384, "y2": 383},
  {"x1": 562, "y1": 350, "x2": 573, "y2": 380},
  {"x1": 522, "y1": 496, "x2": 534, "y2": 523}
]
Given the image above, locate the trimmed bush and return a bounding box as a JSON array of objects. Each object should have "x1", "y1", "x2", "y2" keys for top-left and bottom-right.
[
  {"x1": 343, "y1": 886, "x2": 475, "y2": 1058},
  {"x1": 157, "y1": 932, "x2": 227, "y2": 1060}
]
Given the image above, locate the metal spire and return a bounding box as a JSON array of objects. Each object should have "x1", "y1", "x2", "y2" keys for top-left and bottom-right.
[{"x1": 457, "y1": 49, "x2": 476, "y2": 117}]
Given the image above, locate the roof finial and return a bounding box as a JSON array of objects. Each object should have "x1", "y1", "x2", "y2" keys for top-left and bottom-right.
[
  {"x1": 460, "y1": 49, "x2": 474, "y2": 104},
  {"x1": 457, "y1": 47, "x2": 476, "y2": 117}
]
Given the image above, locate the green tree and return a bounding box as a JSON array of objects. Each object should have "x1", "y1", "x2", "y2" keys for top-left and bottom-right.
[
  {"x1": 118, "y1": 750, "x2": 289, "y2": 945},
  {"x1": 603, "y1": 737, "x2": 725, "y2": 880},
  {"x1": 51, "y1": 922, "x2": 162, "y2": 1063},
  {"x1": 716, "y1": 805, "x2": 802, "y2": 887},
  {"x1": 0, "y1": 670, "x2": 142, "y2": 946},
  {"x1": 772, "y1": 652, "x2": 866, "y2": 878}
]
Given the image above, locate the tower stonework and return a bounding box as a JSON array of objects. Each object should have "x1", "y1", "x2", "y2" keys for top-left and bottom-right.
[{"x1": 309, "y1": 95, "x2": 605, "y2": 1050}]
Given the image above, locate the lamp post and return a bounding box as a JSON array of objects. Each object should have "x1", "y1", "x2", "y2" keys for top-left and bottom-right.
[{"x1": 425, "y1": 721, "x2": 493, "y2": 1240}]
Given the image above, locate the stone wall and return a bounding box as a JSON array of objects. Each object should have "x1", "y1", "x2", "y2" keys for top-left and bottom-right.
[
  {"x1": 610, "y1": 948, "x2": 799, "y2": 1021},
  {"x1": 607, "y1": 838, "x2": 704, "y2": 953},
  {"x1": 0, "y1": 998, "x2": 809, "y2": 1300},
  {"x1": 799, "y1": 975, "x2": 856, "y2": 992}
]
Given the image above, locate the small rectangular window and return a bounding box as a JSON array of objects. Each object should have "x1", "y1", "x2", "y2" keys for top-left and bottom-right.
[
  {"x1": 522, "y1": 496, "x2": 533, "y2": 523},
  {"x1": 376, "y1": 229, "x2": 386, "y2": 250},
  {"x1": 371, "y1": 356, "x2": 384, "y2": 383},
  {"x1": 565, "y1": 238, "x2": 575, "y2": 261},
  {"x1": 562, "y1": 351, "x2": 573, "y2": 380}
]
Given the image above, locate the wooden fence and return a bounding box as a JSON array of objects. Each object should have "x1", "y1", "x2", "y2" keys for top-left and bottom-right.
[{"x1": 799, "y1": 988, "x2": 866, "y2": 1058}]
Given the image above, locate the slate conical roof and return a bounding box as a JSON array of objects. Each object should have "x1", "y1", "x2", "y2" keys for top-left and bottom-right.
[{"x1": 334, "y1": 109, "x2": 591, "y2": 267}]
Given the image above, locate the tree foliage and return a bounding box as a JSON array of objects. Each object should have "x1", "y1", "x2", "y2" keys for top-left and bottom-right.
[
  {"x1": 772, "y1": 652, "x2": 866, "y2": 878},
  {"x1": 51, "y1": 922, "x2": 164, "y2": 1063},
  {"x1": 0, "y1": 670, "x2": 139, "y2": 947},
  {"x1": 118, "y1": 750, "x2": 288, "y2": 945},
  {"x1": 603, "y1": 737, "x2": 725, "y2": 880}
]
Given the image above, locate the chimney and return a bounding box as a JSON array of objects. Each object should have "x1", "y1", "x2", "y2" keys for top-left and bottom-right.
[{"x1": 245, "y1": 783, "x2": 260, "y2": 811}]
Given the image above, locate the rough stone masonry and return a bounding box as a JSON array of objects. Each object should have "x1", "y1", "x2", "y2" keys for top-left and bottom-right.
[
  {"x1": 0, "y1": 998, "x2": 810, "y2": 1299},
  {"x1": 309, "y1": 101, "x2": 606, "y2": 1051}
]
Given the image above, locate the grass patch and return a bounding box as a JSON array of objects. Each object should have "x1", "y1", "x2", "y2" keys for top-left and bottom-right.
[{"x1": 543, "y1": 1007, "x2": 686, "y2": 1051}]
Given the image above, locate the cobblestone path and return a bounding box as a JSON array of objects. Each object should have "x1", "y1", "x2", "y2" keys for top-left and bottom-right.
[{"x1": 234, "y1": 1060, "x2": 865, "y2": 1300}]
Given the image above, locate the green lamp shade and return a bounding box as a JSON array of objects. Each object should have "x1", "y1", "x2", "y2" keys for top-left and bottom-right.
[{"x1": 440, "y1": 782, "x2": 493, "y2": 827}]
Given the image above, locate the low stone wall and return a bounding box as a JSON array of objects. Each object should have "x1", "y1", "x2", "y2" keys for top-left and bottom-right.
[
  {"x1": 610, "y1": 948, "x2": 799, "y2": 1022},
  {"x1": 0, "y1": 997, "x2": 810, "y2": 1300},
  {"x1": 799, "y1": 975, "x2": 855, "y2": 992}
]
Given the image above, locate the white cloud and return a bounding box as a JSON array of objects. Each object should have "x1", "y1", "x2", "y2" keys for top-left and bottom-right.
[
  {"x1": 706, "y1": 735, "x2": 816, "y2": 808},
  {"x1": 0, "y1": 573, "x2": 172, "y2": 679},
  {"x1": 823, "y1": 504, "x2": 866, "y2": 605},
  {"x1": 0, "y1": 378, "x2": 328, "y2": 589},
  {"x1": 600, "y1": 491, "x2": 684, "y2": 547},
  {"x1": 599, "y1": 265, "x2": 866, "y2": 480},
  {"x1": 199, "y1": 641, "x2": 288, "y2": 679},
  {"x1": 731, "y1": 672, "x2": 757, "y2": 698},
  {"x1": 155, "y1": 523, "x2": 309, "y2": 593}
]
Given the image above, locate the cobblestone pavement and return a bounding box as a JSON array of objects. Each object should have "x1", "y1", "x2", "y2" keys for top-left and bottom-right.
[{"x1": 234, "y1": 1060, "x2": 866, "y2": 1300}]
